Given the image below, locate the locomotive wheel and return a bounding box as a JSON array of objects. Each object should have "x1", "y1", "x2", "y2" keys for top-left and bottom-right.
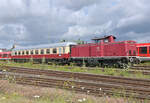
[{"x1": 121, "y1": 63, "x2": 129, "y2": 69}]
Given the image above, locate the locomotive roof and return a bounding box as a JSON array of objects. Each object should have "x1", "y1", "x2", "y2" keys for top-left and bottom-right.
[
  {"x1": 13, "y1": 42, "x2": 77, "y2": 51},
  {"x1": 92, "y1": 35, "x2": 116, "y2": 40}
]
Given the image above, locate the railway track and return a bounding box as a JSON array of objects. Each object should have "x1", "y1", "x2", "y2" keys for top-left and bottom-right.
[
  {"x1": 131, "y1": 65, "x2": 150, "y2": 71},
  {"x1": 0, "y1": 72, "x2": 144, "y2": 99},
  {"x1": 0, "y1": 66, "x2": 150, "y2": 100},
  {"x1": 67, "y1": 65, "x2": 150, "y2": 75},
  {"x1": 39, "y1": 65, "x2": 150, "y2": 75},
  {"x1": 1, "y1": 66, "x2": 150, "y2": 86},
  {"x1": 2, "y1": 65, "x2": 150, "y2": 75},
  {"x1": 52, "y1": 65, "x2": 150, "y2": 70}
]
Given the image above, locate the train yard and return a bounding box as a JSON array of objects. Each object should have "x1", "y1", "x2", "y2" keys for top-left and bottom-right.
[
  {"x1": 0, "y1": 66, "x2": 150, "y2": 100},
  {"x1": 0, "y1": 1, "x2": 150, "y2": 101}
]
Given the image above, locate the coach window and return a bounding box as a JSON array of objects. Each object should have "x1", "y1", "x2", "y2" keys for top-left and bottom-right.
[
  {"x1": 139, "y1": 47, "x2": 147, "y2": 54},
  {"x1": 133, "y1": 50, "x2": 136, "y2": 55},
  {"x1": 53, "y1": 48, "x2": 57, "y2": 54},
  {"x1": 3, "y1": 54, "x2": 7, "y2": 57},
  {"x1": 31, "y1": 50, "x2": 34, "y2": 55},
  {"x1": 35, "y1": 50, "x2": 39, "y2": 54},
  {"x1": 15, "y1": 52, "x2": 17, "y2": 55},
  {"x1": 22, "y1": 51, "x2": 24, "y2": 55},
  {"x1": 26, "y1": 51, "x2": 29, "y2": 55},
  {"x1": 41, "y1": 49, "x2": 44, "y2": 54},
  {"x1": 149, "y1": 47, "x2": 150, "y2": 54},
  {"x1": 129, "y1": 50, "x2": 132, "y2": 55},
  {"x1": 18, "y1": 51, "x2": 21, "y2": 55},
  {"x1": 46, "y1": 49, "x2": 50, "y2": 54},
  {"x1": 104, "y1": 39, "x2": 108, "y2": 43}
]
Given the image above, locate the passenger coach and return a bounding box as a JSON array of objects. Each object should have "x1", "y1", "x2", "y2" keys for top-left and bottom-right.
[
  {"x1": 136, "y1": 43, "x2": 150, "y2": 61},
  {"x1": 11, "y1": 42, "x2": 76, "y2": 64},
  {"x1": 0, "y1": 51, "x2": 11, "y2": 60}
]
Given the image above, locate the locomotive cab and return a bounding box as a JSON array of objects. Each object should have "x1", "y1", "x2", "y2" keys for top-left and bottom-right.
[{"x1": 92, "y1": 35, "x2": 116, "y2": 43}]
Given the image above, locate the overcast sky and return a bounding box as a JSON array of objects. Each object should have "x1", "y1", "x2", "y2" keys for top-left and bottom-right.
[{"x1": 0, "y1": 0, "x2": 150, "y2": 48}]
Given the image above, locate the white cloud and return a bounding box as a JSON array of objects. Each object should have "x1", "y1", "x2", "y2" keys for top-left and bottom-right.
[
  {"x1": 0, "y1": 0, "x2": 150, "y2": 47},
  {"x1": 117, "y1": 14, "x2": 145, "y2": 28},
  {"x1": 55, "y1": 0, "x2": 100, "y2": 11}
]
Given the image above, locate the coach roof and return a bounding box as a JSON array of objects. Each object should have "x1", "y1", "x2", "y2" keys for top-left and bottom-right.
[{"x1": 13, "y1": 42, "x2": 77, "y2": 51}]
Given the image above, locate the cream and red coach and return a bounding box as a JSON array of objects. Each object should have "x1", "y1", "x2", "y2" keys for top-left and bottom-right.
[{"x1": 11, "y1": 42, "x2": 76, "y2": 64}]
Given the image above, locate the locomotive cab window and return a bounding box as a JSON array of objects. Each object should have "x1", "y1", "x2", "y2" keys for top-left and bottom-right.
[
  {"x1": 53, "y1": 48, "x2": 57, "y2": 54},
  {"x1": 139, "y1": 47, "x2": 147, "y2": 54},
  {"x1": 104, "y1": 39, "x2": 108, "y2": 43}
]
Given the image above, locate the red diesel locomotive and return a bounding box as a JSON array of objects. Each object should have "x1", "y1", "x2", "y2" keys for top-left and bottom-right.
[
  {"x1": 71, "y1": 35, "x2": 138, "y2": 68},
  {"x1": 10, "y1": 35, "x2": 139, "y2": 68}
]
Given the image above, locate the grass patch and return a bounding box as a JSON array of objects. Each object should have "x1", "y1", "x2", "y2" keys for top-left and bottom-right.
[
  {"x1": 0, "y1": 93, "x2": 31, "y2": 103},
  {"x1": 0, "y1": 80, "x2": 148, "y2": 103},
  {"x1": 136, "y1": 61, "x2": 150, "y2": 66},
  {"x1": 0, "y1": 92, "x2": 69, "y2": 103}
]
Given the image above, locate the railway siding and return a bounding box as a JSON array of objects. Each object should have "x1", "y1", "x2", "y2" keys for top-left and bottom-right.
[{"x1": 0, "y1": 66, "x2": 150, "y2": 100}]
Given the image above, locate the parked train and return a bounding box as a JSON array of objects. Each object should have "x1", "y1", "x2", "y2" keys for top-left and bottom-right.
[
  {"x1": 137, "y1": 43, "x2": 150, "y2": 61},
  {"x1": 0, "y1": 35, "x2": 150, "y2": 68},
  {"x1": 0, "y1": 51, "x2": 11, "y2": 60}
]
